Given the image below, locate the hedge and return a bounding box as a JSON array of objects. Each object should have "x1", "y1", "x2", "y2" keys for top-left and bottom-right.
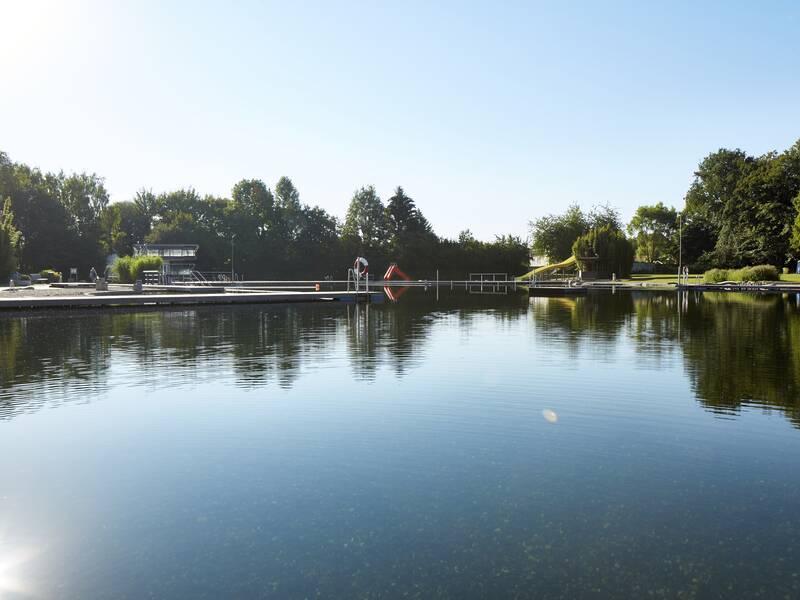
[
  {"x1": 702, "y1": 265, "x2": 779, "y2": 283},
  {"x1": 113, "y1": 255, "x2": 163, "y2": 283}
]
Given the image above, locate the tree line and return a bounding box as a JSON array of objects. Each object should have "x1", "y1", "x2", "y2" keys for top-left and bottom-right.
[
  {"x1": 0, "y1": 150, "x2": 529, "y2": 280},
  {"x1": 5, "y1": 136, "x2": 799, "y2": 282},
  {"x1": 530, "y1": 138, "x2": 800, "y2": 272}
]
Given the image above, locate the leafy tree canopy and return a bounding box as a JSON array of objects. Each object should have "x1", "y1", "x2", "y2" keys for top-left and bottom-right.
[
  {"x1": 627, "y1": 202, "x2": 678, "y2": 263},
  {"x1": 0, "y1": 198, "x2": 22, "y2": 277},
  {"x1": 681, "y1": 140, "x2": 800, "y2": 267},
  {"x1": 342, "y1": 186, "x2": 389, "y2": 254},
  {"x1": 573, "y1": 225, "x2": 635, "y2": 277},
  {"x1": 530, "y1": 203, "x2": 622, "y2": 263}
]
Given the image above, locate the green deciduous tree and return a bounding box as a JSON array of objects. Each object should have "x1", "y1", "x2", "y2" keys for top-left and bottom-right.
[
  {"x1": 458, "y1": 229, "x2": 476, "y2": 246},
  {"x1": 587, "y1": 203, "x2": 623, "y2": 231},
  {"x1": 714, "y1": 145, "x2": 800, "y2": 267},
  {"x1": 787, "y1": 192, "x2": 800, "y2": 260},
  {"x1": 627, "y1": 202, "x2": 678, "y2": 262},
  {"x1": 231, "y1": 179, "x2": 275, "y2": 232},
  {"x1": 274, "y1": 176, "x2": 302, "y2": 244},
  {"x1": 0, "y1": 153, "x2": 105, "y2": 273},
  {"x1": 678, "y1": 214, "x2": 717, "y2": 270},
  {"x1": 228, "y1": 179, "x2": 277, "y2": 277},
  {"x1": 530, "y1": 204, "x2": 623, "y2": 263},
  {"x1": 293, "y1": 206, "x2": 343, "y2": 277},
  {"x1": 134, "y1": 189, "x2": 158, "y2": 226},
  {"x1": 99, "y1": 201, "x2": 151, "y2": 257},
  {"x1": 0, "y1": 198, "x2": 22, "y2": 277},
  {"x1": 684, "y1": 148, "x2": 754, "y2": 235},
  {"x1": 681, "y1": 140, "x2": 800, "y2": 267},
  {"x1": 57, "y1": 172, "x2": 109, "y2": 239},
  {"x1": 342, "y1": 186, "x2": 389, "y2": 256},
  {"x1": 530, "y1": 204, "x2": 588, "y2": 262},
  {"x1": 573, "y1": 225, "x2": 635, "y2": 277}
]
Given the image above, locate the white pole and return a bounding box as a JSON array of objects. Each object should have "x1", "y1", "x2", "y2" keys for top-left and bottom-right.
[{"x1": 678, "y1": 214, "x2": 682, "y2": 283}]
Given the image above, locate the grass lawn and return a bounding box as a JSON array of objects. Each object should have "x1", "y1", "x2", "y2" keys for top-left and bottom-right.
[
  {"x1": 625, "y1": 274, "x2": 695, "y2": 285},
  {"x1": 780, "y1": 274, "x2": 800, "y2": 282}
]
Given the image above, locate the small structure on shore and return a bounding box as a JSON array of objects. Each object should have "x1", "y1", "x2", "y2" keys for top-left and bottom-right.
[{"x1": 134, "y1": 243, "x2": 199, "y2": 282}]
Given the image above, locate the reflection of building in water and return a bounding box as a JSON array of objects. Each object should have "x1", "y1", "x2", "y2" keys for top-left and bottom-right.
[
  {"x1": 467, "y1": 282, "x2": 510, "y2": 295},
  {"x1": 133, "y1": 243, "x2": 198, "y2": 281},
  {"x1": 467, "y1": 273, "x2": 512, "y2": 295}
]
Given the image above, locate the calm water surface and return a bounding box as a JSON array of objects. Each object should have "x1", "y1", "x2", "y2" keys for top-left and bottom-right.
[{"x1": 1, "y1": 290, "x2": 799, "y2": 599}]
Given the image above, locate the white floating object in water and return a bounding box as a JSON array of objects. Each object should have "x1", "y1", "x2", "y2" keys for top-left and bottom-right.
[{"x1": 542, "y1": 409, "x2": 558, "y2": 423}]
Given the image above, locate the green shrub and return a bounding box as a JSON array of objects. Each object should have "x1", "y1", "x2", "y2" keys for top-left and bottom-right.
[
  {"x1": 39, "y1": 268, "x2": 61, "y2": 282},
  {"x1": 703, "y1": 265, "x2": 779, "y2": 283},
  {"x1": 729, "y1": 267, "x2": 751, "y2": 282},
  {"x1": 113, "y1": 255, "x2": 163, "y2": 283},
  {"x1": 739, "y1": 264, "x2": 779, "y2": 281},
  {"x1": 130, "y1": 256, "x2": 163, "y2": 281},
  {"x1": 113, "y1": 255, "x2": 134, "y2": 283},
  {"x1": 703, "y1": 268, "x2": 729, "y2": 283}
]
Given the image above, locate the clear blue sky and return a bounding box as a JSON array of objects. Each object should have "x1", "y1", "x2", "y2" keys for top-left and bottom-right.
[{"x1": 1, "y1": 0, "x2": 798, "y2": 240}]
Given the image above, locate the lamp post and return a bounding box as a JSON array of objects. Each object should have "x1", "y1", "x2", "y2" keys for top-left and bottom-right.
[
  {"x1": 231, "y1": 234, "x2": 236, "y2": 281},
  {"x1": 677, "y1": 214, "x2": 682, "y2": 282}
]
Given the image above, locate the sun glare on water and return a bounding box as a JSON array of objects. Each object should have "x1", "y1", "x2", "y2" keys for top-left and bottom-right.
[{"x1": 0, "y1": 545, "x2": 41, "y2": 599}]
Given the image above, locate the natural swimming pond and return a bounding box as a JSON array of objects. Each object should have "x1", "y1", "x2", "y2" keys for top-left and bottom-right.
[{"x1": 1, "y1": 290, "x2": 799, "y2": 599}]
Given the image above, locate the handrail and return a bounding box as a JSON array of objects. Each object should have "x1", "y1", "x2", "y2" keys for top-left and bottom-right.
[{"x1": 191, "y1": 271, "x2": 213, "y2": 286}]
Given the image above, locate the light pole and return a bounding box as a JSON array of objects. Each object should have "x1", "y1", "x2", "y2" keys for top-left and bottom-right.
[
  {"x1": 677, "y1": 214, "x2": 682, "y2": 282},
  {"x1": 231, "y1": 234, "x2": 236, "y2": 281}
]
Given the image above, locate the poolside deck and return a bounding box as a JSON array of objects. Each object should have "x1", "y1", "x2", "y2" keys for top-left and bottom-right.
[{"x1": 0, "y1": 289, "x2": 383, "y2": 310}]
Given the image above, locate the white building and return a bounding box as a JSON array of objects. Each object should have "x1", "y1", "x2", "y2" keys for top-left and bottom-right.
[{"x1": 133, "y1": 244, "x2": 199, "y2": 281}]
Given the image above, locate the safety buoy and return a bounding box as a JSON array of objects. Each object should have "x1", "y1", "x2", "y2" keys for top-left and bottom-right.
[{"x1": 353, "y1": 256, "x2": 369, "y2": 277}]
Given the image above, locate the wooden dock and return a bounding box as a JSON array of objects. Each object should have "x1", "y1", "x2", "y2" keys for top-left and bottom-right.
[{"x1": 0, "y1": 290, "x2": 384, "y2": 311}]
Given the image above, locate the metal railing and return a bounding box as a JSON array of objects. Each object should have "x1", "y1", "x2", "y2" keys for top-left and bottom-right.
[
  {"x1": 469, "y1": 272, "x2": 509, "y2": 282},
  {"x1": 142, "y1": 270, "x2": 161, "y2": 285},
  {"x1": 346, "y1": 269, "x2": 370, "y2": 293}
]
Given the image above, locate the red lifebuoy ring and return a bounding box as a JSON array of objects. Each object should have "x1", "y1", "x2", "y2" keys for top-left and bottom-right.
[{"x1": 354, "y1": 256, "x2": 369, "y2": 277}]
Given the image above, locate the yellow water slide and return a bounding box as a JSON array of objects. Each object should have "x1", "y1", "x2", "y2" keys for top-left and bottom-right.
[{"x1": 516, "y1": 255, "x2": 577, "y2": 280}]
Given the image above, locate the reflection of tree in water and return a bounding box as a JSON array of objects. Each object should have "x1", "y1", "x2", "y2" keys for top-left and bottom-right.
[
  {"x1": 345, "y1": 289, "x2": 530, "y2": 380},
  {"x1": 0, "y1": 306, "x2": 345, "y2": 416},
  {"x1": 626, "y1": 291, "x2": 681, "y2": 366},
  {"x1": 0, "y1": 314, "x2": 111, "y2": 417},
  {"x1": 0, "y1": 292, "x2": 529, "y2": 415},
  {"x1": 226, "y1": 306, "x2": 342, "y2": 389},
  {"x1": 4, "y1": 290, "x2": 799, "y2": 427},
  {"x1": 108, "y1": 307, "x2": 345, "y2": 389},
  {"x1": 679, "y1": 292, "x2": 800, "y2": 427},
  {"x1": 527, "y1": 291, "x2": 634, "y2": 360},
  {"x1": 527, "y1": 290, "x2": 800, "y2": 427}
]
